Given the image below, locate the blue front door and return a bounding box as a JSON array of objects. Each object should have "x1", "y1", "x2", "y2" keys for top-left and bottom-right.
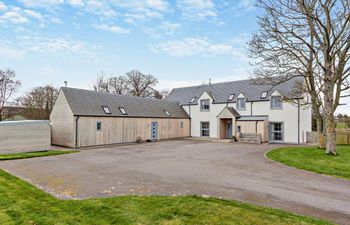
[
  {"x1": 151, "y1": 122, "x2": 158, "y2": 139},
  {"x1": 226, "y1": 121, "x2": 232, "y2": 139}
]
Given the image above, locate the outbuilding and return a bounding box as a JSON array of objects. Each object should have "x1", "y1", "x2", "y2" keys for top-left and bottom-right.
[{"x1": 50, "y1": 87, "x2": 190, "y2": 148}]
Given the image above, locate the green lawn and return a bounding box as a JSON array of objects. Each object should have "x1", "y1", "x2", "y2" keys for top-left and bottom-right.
[
  {"x1": 0, "y1": 169, "x2": 331, "y2": 225},
  {"x1": 267, "y1": 145, "x2": 350, "y2": 180},
  {"x1": 0, "y1": 150, "x2": 77, "y2": 160}
]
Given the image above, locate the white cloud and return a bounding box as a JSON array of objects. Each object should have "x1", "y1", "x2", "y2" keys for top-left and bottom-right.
[
  {"x1": 0, "y1": 1, "x2": 7, "y2": 11},
  {"x1": 177, "y1": 0, "x2": 217, "y2": 20},
  {"x1": 24, "y1": 9, "x2": 43, "y2": 21},
  {"x1": 0, "y1": 10, "x2": 30, "y2": 24},
  {"x1": 92, "y1": 24, "x2": 130, "y2": 34},
  {"x1": 19, "y1": 0, "x2": 64, "y2": 8},
  {"x1": 151, "y1": 37, "x2": 248, "y2": 60},
  {"x1": 67, "y1": 0, "x2": 85, "y2": 7},
  {"x1": 85, "y1": 0, "x2": 117, "y2": 18},
  {"x1": 160, "y1": 21, "x2": 181, "y2": 35}
]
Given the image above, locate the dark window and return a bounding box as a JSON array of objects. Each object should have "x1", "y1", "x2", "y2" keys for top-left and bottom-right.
[
  {"x1": 200, "y1": 122, "x2": 210, "y2": 137},
  {"x1": 180, "y1": 121, "x2": 184, "y2": 128},
  {"x1": 102, "y1": 106, "x2": 111, "y2": 114},
  {"x1": 190, "y1": 97, "x2": 196, "y2": 103},
  {"x1": 271, "y1": 96, "x2": 283, "y2": 109},
  {"x1": 164, "y1": 110, "x2": 171, "y2": 116},
  {"x1": 228, "y1": 94, "x2": 235, "y2": 101},
  {"x1": 96, "y1": 122, "x2": 102, "y2": 131},
  {"x1": 200, "y1": 99, "x2": 210, "y2": 111},
  {"x1": 236, "y1": 98, "x2": 246, "y2": 111},
  {"x1": 237, "y1": 125, "x2": 241, "y2": 133},
  {"x1": 119, "y1": 107, "x2": 127, "y2": 115},
  {"x1": 271, "y1": 123, "x2": 283, "y2": 141}
]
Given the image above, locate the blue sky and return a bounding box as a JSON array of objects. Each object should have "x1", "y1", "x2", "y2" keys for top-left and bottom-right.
[{"x1": 0, "y1": 0, "x2": 348, "y2": 113}]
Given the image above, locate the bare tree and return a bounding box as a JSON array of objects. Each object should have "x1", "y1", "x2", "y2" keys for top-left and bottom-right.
[
  {"x1": 108, "y1": 75, "x2": 129, "y2": 94},
  {"x1": 0, "y1": 69, "x2": 21, "y2": 121},
  {"x1": 92, "y1": 72, "x2": 109, "y2": 93},
  {"x1": 126, "y1": 70, "x2": 158, "y2": 97},
  {"x1": 153, "y1": 89, "x2": 169, "y2": 99},
  {"x1": 19, "y1": 85, "x2": 59, "y2": 120},
  {"x1": 248, "y1": 0, "x2": 350, "y2": 155}
]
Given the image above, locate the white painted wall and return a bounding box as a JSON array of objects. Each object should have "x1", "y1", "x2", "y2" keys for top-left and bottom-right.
[{"x1": 185, "y1": 92, "x2": 312, "y2": 144}]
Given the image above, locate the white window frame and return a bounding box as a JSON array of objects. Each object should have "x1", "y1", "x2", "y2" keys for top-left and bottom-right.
[
  {"x1": 271, "y1": 96, "x2": 283, "y2": 110},
  {"x1": 119, "y1": 107, "x2": 127, "y2": 115},
  {"x1": 102, "y1": 106, "x2": 111, "y2": 114},
  {"x1": 200, "y1": 99, "x2": 210, "y2": 112},
  {"x1": 236, "y1": 98, "x2": 246, "y2": 111},
  {"x1": 200, "y1": 121, "x2": 210, "y2": 137}
]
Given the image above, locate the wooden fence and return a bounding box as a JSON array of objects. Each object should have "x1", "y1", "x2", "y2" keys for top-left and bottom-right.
[{"x1": 336, "y1": 129, "x2": 350, "y2": 145}]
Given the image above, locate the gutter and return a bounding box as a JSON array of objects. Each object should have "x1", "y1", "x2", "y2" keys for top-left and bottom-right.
[
  {"x1": 75, "y1": 116, "x2": 80, "y2": 148},
  {"x1": 297, "y1": 99, "x2": 300, "y2": 144},
  {"x1": 251, "y1": 102, "x2": 254, "y2": 116}
]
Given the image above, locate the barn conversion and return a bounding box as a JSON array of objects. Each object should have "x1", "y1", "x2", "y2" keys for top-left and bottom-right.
[{"x1": 50, "y1": 87, "x2": 190, "y2": 148}]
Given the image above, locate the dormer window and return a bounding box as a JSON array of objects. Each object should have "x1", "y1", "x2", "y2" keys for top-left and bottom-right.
[
  {"x1": 200, "y1": 99, "x2": 210, "y2": 111},
  {"x1": 261, "y1": 91, "x2": 268, "y2": 99},
  {"x1": 164, "y1": 110, "x2": 171, "y2": 116},
  {"x1": 189, "y1": 97, "x2": 196, "y2": 103},
  {"x1": 102, "y1": 106, "x2": 111, "y2": 114},
  {"x1": 228, "y1": 94, "x2": 235, "y2": 101},
  {"x1": 236, "y1": 98, "x2": 246, "y2": 111},
  {"x1": 119, "y1": 107, "x2": 127, "y2": 115}
]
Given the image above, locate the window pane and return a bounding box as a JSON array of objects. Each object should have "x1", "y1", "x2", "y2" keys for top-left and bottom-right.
[
  {"x1": 200, "y1": 100, "x2": 210, "y2": 111},
  {"x1": 201, "y1": 122, "x2": 210, "y2": 137},
  {"x1": 271, "y1": 96, "x2": 282, "y2": 109}
]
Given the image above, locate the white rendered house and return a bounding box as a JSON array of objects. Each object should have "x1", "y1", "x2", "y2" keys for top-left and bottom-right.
[{"x1": 167, "y1": 77, "x2": 312, "y2": 144}]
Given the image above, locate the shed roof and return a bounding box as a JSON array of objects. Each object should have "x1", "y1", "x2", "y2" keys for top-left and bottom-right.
[
  {"x1": 167, "y1": 76, "x2": 303, "y2": 105},
  {"x1": 61, "y1": 87, "x2": 190, "y2": 119}
]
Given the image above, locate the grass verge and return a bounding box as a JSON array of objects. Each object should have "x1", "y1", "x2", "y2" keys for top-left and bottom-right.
[
  {"x1": 0, "y1": 150, "x2": 77, "y2": 160},
  {"x1": 267, "y1": 145, "x2": 350, "y2": 180},
  {"x1": 0, "y1": 168, "x2": 333, "y2": 225}
]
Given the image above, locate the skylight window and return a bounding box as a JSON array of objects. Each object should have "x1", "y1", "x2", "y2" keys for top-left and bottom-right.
[
  {"x1": 102, "y1": 106, "x2": 111, "y2": 114},
  {"x1": 164, "y1": 110, "x2": 171, "y2": 116},
  {"x1": 261, "y1": 91, "x2": 268, "y2": 99},
  {"x1": 189, "y1": 97, "x2": 196, "y2": 103},
  {"x1": 228, "y1": 94, "x2": 235, "y2": 101},
  {"x1": 119, "y1": 107, "x2": 127, "y2": 115}
]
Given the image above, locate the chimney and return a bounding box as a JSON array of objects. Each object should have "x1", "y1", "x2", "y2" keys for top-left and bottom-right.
[
  {"x1": 64, "y1": 81, "x2": 67, "y2": 87},
  {"x1": 209, "y1": 78, "x2": 212, "y2": 85}
]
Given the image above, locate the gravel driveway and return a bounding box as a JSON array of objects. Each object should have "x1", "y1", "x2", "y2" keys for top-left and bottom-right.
[{"x1": 1, "y1": 139, "x2": 349, "y2": 224}]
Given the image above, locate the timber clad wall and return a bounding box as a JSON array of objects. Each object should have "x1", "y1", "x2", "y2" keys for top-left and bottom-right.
[
  {"x1": 0, "y1": 120, "x2": 51, "y2": 154},
  {"x1": 77, "y1": 117, "x2": 190, "y2": 147},
  {"x1": 50, "y1": 92, "x2": 75, "y2": 147}
]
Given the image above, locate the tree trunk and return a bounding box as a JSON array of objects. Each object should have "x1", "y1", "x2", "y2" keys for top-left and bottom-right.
[
  {"x1": 316, "y1": 117, "x2": 325, "y2": 149},
  {"x1": 325, "y1": 116, "x2": 337, "y2": 155}
]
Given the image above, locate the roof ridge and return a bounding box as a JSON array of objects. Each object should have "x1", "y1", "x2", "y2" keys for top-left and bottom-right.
[{"x1": 61, "y1": 87, "x2": 180, "y2": 104}]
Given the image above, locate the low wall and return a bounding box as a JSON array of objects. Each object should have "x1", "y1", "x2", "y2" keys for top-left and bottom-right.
[{"x1": 0, "y1": 120, "x2": 51, "y2": 154}]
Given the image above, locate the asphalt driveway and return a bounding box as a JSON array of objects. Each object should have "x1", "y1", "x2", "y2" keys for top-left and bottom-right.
[{"x1": 1, "y1": 139, "x2": 350, "y2": 224}]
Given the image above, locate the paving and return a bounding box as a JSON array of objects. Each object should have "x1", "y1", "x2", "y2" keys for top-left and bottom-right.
[{"x1": 1, "y1": 139, "x2": 350, "y2": 224}]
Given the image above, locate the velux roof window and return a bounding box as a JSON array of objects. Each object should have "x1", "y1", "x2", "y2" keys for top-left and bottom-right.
[
  {"x1": 102, "y1": 106, "x2": 111, "y2": 114},
  {"x1": 119, "y1": 107, "x2": 127, "y2": 115},
  {"x1": 189, "y1": 97, "x2": 196, "y2": 103},
  {"x1": 228, "y1": 94, "x2": 235, "y2": 101},
  {"x1": 261, "y1": 91, "x2": 268, "y2": 99},
  {"x1": 164, "y1": 110, "x2": 171, "y2": 116}
]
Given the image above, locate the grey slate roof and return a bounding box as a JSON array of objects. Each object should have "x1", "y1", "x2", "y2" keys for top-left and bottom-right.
[
  {"x1": 227, "y1": 107, "x2": 241, "y2": 118},
  {"x1": 167, "y1": 77, "x2": 303, "y2": 105},
  {"x1": 61, "y1": 87, "x2": 190, "y2": 118}
]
